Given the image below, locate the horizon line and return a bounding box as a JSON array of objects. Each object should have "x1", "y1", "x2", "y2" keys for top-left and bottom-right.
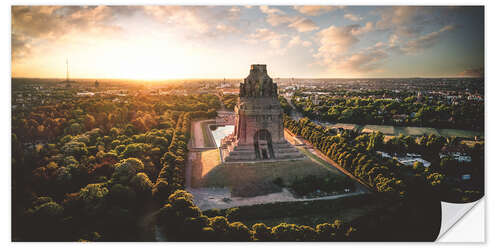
[{"x1": 11, "y1": 76, "x2": 485, "y2": 81}]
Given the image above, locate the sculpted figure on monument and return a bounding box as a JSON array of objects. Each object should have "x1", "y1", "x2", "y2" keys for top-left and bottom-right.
[
  {"x1": 245, "y1": 81, "x2": 252, "y2": 97},
  {"x1": 263, "y1": 79, "x2": 271, "y2": 97},
  {"x1": 239, "y1": 83, "x2": 245, "y2": 97},
  {"x1": 238, "y1": 64, "x2": 279, "y2": 98}
]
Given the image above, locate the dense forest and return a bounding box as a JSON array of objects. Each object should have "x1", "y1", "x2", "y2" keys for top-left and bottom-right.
[{"x1": 12, "y1": 93, "x2": 218, "y2": 241}]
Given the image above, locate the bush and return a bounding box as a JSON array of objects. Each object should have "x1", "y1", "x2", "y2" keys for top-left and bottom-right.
[
  {"x1": 252, "y1": 223, "x2": 272, "y2": 241},
  {"x1": 152, "y1": 179, "x2": 171, "y2": 203},
  {"x1": 226, "y1": 222, "x2": 252, "y2": 241}
]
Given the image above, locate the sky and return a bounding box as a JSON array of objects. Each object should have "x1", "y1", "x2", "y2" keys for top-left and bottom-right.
[{"x1": 11, "y1": 5, "x2": 484, "y2": 79}]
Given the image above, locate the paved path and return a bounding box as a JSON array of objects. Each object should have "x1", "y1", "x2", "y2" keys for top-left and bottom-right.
[
  {"x1": 189, "y1": 187, "x2": 365, "y2": 211},
  {"x1": 191, "y1": 120, "x2": 214, "y2": 148}
]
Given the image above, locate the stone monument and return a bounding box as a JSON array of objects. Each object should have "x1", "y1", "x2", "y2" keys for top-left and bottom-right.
[{"x1": 220, "y1": 64, "x2": 303, "y2": 162}]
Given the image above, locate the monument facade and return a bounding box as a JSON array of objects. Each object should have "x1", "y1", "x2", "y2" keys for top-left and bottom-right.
[{"x1": 220, "y1": 64, "x2": 303, "y2": 162}]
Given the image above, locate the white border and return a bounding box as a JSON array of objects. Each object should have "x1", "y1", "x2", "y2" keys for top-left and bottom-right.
[{"x1": 3, "y1": 0, "x2": 495, "y2": 248}]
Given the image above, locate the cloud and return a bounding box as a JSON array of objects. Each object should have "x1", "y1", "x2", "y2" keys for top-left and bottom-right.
[
  {"x1": 458, "y1": 67, "x2": 484, "y2": 77},
  {"x1": 293, "y1": 6, "x2": 343, "y2": 16},
  {"x1": 344, "y1": 13, "x2": 362, "y2": 21},
  {"x1": 400, "y1": 25, "x2": 455, "y2": 54},
  {"x1": 12, "y1": 6, "x2": 247, "y2": 62},
  {"x1": 375, "y1": 6, "x2": 425, "y2": 36},
  {"x1": 287, "y1": 36, "x2": 312, "y2": 48},
  {"x1": 248, "y1": 28, "x2": 287, "y2": 50},
  {"x1": 143, "y1": 6, "x2": 244, "y2": 38},
  {"x1": 260, "y1": 6, "x2": 319, "y2": 32},
  {"x1": 216, "y1": 23, "x2": 240, "y2": 33},
  {"x1": 247, "y1": 28, "x2": 314, "y2": 55},
  {"x1": 288, "y1": 18, "x2": 319, "y2": 32},
  {"x1": 228, "y1": 6, "x2": 241, "y2": 19},
  {"x1": 336, "y1": 49, "x2": 388, "y2": 73},
  {"x1": 260, "y1": 5, "x2": 283, "y2": 15},
  {"x1": 12, "y1": 6, "x2": 121, "y2": 38},
  {"x1": 316, "y1": 23, "x2": 455, "y2": 75},
  {"x1": 11, "y1": 33, "x2": 31, "y2": 60},
  {"x1": 260, "y1": 6, "x2": 295, "y2": 26},
  {"x1": 313, "y1": 22, "x2": 386, "y2": 74},
  {"x1": 143, "y1": 6, "x2": 211, "y2": 34},
  {"x1": 302, "y1": 41, "x2": 312, "y2": 47},
  {"x1": 11, "y1": 6, "x2": 129, "y2": 61},
  {"x1": 375, "y1": 6, "x2": 459, "y2": 37},
  {"x1": 389, "y1": 34, "x2": 400, "y2": 47},
  {"x1": 314, "y1": 23, "x2": 374, "y2": 64},
  {"x1": 351, "y1": 22, "x2": 374, "y2": 36}
]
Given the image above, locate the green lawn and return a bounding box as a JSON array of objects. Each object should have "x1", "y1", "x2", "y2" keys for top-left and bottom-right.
[
  {"x1": 204, "y1": 193, "x2": 384, "y2": 227},
  {"x1": 438, "y1": 128, "x2": 483, "y2": 138},
  {"x1": 327, "y1": 123, "x2": 483, "y2": 138},
  {"x1": 200, "y1": 157, "x2": 343, "y2": 188}
]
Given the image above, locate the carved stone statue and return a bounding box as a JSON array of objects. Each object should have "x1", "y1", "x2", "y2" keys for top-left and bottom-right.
[
  {"x1": 239, "y1": 83, "x2": 245, "y2": 97},
  {"x1": 239, "y1": 64, "x2": 278, "y2": 98}
]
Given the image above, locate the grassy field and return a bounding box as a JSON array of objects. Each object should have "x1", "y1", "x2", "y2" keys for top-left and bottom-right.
[
  {"x1": 297, "y1": 147, "x2": 337, "y2": 170},
  {"x1": 403, "y1": 126, "x2": 440, "y2": 136},
  {"x1": 199, "y1": 157, "x2": 343, "y2": 188},
  {"x1": 328, "y1": 123, "x2": 483, "y2": 138},
  {"x1": 362, "y1": 125, "x2": 396, "y2": 135},
  {"x1": 438, "y1": 128, "x2": 483, "y2": 138},
  {"x1": 204, "y1": 193, "x2": 384, "y2": 227}
]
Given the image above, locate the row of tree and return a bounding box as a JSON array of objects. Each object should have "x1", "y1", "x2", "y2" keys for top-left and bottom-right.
[
  {"x1": 283, "y1": 116, "x2": 483, "y2": 202},
  {"x1": 155, "y1": 190, "x2": 358, "y2": 241}
]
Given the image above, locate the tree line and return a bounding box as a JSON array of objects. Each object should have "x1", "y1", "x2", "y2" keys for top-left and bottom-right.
[{"x1": 283, "y1": 116, "x2": 483, "y2": 203}]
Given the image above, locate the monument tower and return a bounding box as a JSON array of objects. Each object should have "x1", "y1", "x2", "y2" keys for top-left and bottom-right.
[{"x1": 220, "y1": 64, "x2": 303, "y2": 162}]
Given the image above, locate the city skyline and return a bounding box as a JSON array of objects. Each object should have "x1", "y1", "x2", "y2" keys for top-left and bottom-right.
[{"x1": 12, "y1": 6, "x2": 484, "y2": 79}]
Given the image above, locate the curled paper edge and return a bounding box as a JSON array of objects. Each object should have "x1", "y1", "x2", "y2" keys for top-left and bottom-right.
[{"x1": 436, "y1": 198, "x2": 483, "y2": 241}]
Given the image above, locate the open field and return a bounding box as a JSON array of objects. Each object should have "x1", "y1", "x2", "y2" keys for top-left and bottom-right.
[
  {"x1": 204, "y1": 193, "x2": 383, "y2": 227},
  {"x1": 196, "y1": 157, "x2": 343, "y2": 188},
  {"x1": 327, "y1": 123, "x2": 483, "y2": 138},
  {"x1": 439, "y1": 128, "x2": 483, "y2": 138}
]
